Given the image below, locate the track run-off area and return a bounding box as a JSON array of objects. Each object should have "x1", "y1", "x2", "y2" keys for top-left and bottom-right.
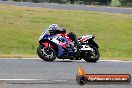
[{"x1": 0, "y1": 1, "x2": 132, "y2": 14}]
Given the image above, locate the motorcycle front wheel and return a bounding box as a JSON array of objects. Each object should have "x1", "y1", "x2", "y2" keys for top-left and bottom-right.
[{"x1": 37, "y1": 45, "x2": 56, "y2": 61}]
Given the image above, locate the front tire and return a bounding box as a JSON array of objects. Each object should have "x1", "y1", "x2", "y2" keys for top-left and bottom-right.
[
  {"x1": 37, "y1": 45, "x2": 56, "y2": 61},
  {"x1": 83, "y1": 47, "x2": 100, "y2": 62}
]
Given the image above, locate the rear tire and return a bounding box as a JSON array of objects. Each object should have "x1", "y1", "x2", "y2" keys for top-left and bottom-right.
[
  {"x1": 83, "y1": 47, "x2": 100, "y2": 62},
  {"x1": 37, "y1": 45, "x2": 56, "y2": 61}
]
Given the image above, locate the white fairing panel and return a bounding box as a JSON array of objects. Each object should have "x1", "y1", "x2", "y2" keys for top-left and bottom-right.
[
  {"x1": 81, "y1": 35, "x2": 93, "y2": 39},
  {"x1": 51, "y1": 35, "x2": 60, "y2": 44},
  {"x1": 80, "y1": 45, "x2": 93, "y2": 51}
]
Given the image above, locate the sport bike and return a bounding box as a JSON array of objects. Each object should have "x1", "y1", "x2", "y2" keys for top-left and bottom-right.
[{"x1": 37, "y1": 32, "x2": 100, "y2": 62}]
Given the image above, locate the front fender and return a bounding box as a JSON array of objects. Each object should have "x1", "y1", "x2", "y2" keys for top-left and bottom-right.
[{"x1": 39, "y1": 39, "x2": 63, "y2": 57}]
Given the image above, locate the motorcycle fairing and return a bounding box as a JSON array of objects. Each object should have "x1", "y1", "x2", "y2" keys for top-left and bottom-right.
[
  {"x1": 39, "y1": 39, "x2": 64, "y2": 57},
  {"x1": 57, "y1": 44, "x2": 63, "y2": 57}
]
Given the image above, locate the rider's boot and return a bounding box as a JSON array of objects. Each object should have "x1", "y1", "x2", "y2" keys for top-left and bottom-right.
[{"x1": 68, "y1": 32, "x2": 82, "y2": 49}]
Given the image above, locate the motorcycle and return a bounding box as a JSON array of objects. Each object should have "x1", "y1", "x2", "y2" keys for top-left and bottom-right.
[{"x1": 37, "y1": 31, "x2": 100, "y2": 62}]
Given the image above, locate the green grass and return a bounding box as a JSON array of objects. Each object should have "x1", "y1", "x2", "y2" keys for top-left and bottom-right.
[
  {"x1": 111, "y1": 0, "x2": 121, "y2": 7},
  {"x1": 0, "y1": 4, "x2": 132, "y2": 60}
]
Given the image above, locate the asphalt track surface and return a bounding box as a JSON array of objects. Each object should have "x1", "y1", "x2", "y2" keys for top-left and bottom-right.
[
  {"x1": 0, "y1": 58, "x2": 132, "y2": 88},
  {"x1": 0, "y1": 1, "x2": 132, "y2": 14}
]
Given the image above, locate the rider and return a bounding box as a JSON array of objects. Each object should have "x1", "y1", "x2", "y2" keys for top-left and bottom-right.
[
  {"x1": 39, "y1": 24, "x2": 82, "y2": 48},
  {"x1": 39, "y1": 24, "x2": 65, "y2": 40}
]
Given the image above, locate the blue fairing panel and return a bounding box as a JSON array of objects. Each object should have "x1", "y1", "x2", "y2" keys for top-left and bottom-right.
[{"x1": 57, "y1": 45, "x2": 63, "y2": 57}]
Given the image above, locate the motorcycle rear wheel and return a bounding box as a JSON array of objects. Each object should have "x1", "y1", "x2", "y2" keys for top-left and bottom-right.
[
  {"x1": 37, "y1": 45, "x2": 56, "y2": 61},
  {"x1": 83, "y1": 47, "x2": 100, "y2": 62}
]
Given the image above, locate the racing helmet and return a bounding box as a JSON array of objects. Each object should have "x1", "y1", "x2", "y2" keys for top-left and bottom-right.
[{"x1": 48, "y1": 24, "x2": 59, "y2": 35}]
